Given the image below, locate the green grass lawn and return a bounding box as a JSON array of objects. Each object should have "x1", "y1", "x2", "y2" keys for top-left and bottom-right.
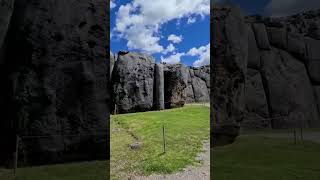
[
  {"x1": 212, "y1": 136, "x2": 320, "y2": 180},
  {"x1": 110, "y1": 105, "x2": 210, "y2": 179},
  {"x1": 0, "y1": 161, "x2": 108, "y2": 180}
]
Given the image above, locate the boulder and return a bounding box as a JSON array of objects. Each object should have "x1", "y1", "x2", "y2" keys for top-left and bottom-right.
[
  {"x1": 0, "y1": 0, "x2": 14, "y2": 49},
  {"x1": 287, "y1": 32, "x2": 306, "y2": 60},
  {"x1": 0, "y1": 0, "x2": 109, "y2": 165},
  {"x1": 266, "y1": 27, "x2": 287, "y2": 49},
  {"x1": 243, "y1": 69, "x2": 270, "y2": 129},
  {"x1": 192, "y1": 77, "x2": 209, "y2": 102},
  {"x1": 252, "y1": 23, "x2": 271, "y2": 50},
  {"x1": 211, "y1": 6, "x2": 248, "y2": 146},
  {"x1": 308, "y1": 21, "x2": 320, "y2": 40},
  {"x1": 163, "y1": 64, "x2": 188, "y2": 108},
  {"x1": 247, "y1": 25, "x2": 261, "y2": 69},
  {"x1": 305, "y1": 37, "x2": 320, "y2": 83},
  {"x1": 193, "y1": 66, "x2": 210, "y2": 88},
  {"x1": 185, "y1": 84, "x2": 195, "y2": 103},
  {"x1": 112, "y1": 52, "x2": 155, "y2": 113},
  {"x1": 260, "y1": 48, "x2": 320, "y2": 128},
  {"x1": 110, "y1": 51, "x2": 115, "y2": 78},
  {"x1": 313, "y1": 86, "x2": 320, "y2": 115}
]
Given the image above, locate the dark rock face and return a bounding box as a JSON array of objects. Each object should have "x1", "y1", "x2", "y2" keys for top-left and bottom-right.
[
  {"x1": 110, "y1": 51, "x2": 115, "y2": 78},
  {"x1": 212, "y1": 6, "x2": 320, "y2": 144},
  {"x1": 211, "y1": 6, "x2": 248, "y2": 146},
  {"x1": 112, "y1": 52, "x2": 155, "y2": 113},
  {"x1": 0, "y1": 0, "x2": 109, "y2": 165},
  {"x1": 163, "y1": 64, "x2": 188, "y2": 108},
  {"x1": 0, "y1": 0, "x2": 14, "y2": 49},
  {"x1": 260, "y1": 49, "x2": 319, "y2": 128},
  {"x1": 243, "y1": 69, "x2": 269, "y2": 129},
  {"x1": 246, "y1": 10, "x2": 320, "y2": 129}
]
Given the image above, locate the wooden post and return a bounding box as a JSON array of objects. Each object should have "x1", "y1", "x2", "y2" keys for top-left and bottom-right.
[
  {"x1": 14, "y1": 135, "x2": 19, "y2": 178},
  {"x1": 162, "y1": 124, "x2": 166, "y2": 153}
]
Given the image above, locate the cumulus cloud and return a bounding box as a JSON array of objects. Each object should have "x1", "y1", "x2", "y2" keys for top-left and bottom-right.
[
  {"x1": 168, "y1": 34, "x2": 183, "y2": 44},
  {"x1": 163, "y1": 44, "x2": 176, "y2": 55},
  {"x1": 265, "y1": 0, "x2": 320, "y2": 16},
  {"x1": 187, "y1": 43, "x2": 210, "y2": 67},
  {"x1": 161, "y1": 52, "x2": 185, "y2": 64},
  {"x1": 114, "y1": 0, "x2": 210, "y2": 53},
  {"x1": 110, "y1": 0, "x2": 116, "y2": 9},
  {"x1": 187, "y1": 17, "x2": 196, "y2": 24}
]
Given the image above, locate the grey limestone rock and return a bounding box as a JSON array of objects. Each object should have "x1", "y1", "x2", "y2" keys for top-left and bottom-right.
[{"x1": 112, "y1": 52, "x2": 155, "y2": 113}]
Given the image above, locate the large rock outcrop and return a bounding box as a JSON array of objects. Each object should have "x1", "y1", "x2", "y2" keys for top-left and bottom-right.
[
  {"x1": 163, "y1": 64, "x2": 189, "y2": 108},
  {"x1": 211, "y1": 6, "x2": 248, "y2": 145},
  {"x1": 110, "y1": 53, "x2": 210, "y2": 114},
  {"x1": 212, "y1": 6, "x2": 320, "y2": 145},
  {"x1": 0, "y1": 0, "x2": 109, "y2": 165},
  {"x1": 186, "y1": 66, "x2": 210, "y2": 103},
  {"x1": 112, "y1": 52, "x2": 155, "y2": 113},
  {"x1": 244, "y1": 69, "x2": 269, "y2": 129}
]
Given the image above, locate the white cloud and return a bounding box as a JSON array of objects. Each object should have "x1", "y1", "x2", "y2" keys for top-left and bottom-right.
[
  {"x1": 163, "y1": 44, "x2": 176, "y2": 55},
  {"x1": 265, "y1": 0, "x2": 320, "y2": 16},
  {"x1": 161, "y1": 52, "x2": 185, "y2": 64},
  {"x1": 187, "y1": 43, "x2": 210, "y2": 67},
  {"x1": 168, "y1": 34, "x2": 183, "y2": 44},
  {"x1": 187, "y1": 17, "x2": 196, "y2": 24},
  {"x1": 110, "y1": 0, "x2": 116, "y2": 9},
  {"x1": 114, "y1": 0, "x2": 210, "y2": 53}
]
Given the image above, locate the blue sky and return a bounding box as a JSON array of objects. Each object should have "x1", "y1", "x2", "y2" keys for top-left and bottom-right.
[
  {"x1": 110, "y1": 0, "x2": 210, "y2": 67},
  {"x1": 110, "y1": 0, "x2": 320, "y2": 67}
]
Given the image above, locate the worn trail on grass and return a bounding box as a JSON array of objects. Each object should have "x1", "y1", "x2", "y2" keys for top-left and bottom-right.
[{"x1": 131, "y1": 141, "x2": 210, "y2": 180}]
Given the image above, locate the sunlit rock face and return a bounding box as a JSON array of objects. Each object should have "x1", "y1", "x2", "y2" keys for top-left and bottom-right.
[
  {"x1": 112, "y1": 52, "x2": 156, "y2": 113},
  {"x1": 0, "y1": 0, "x2": 109, "y2": 165},
  {"x1": 111, "y1": 52, "x2": 210, "y2": 114}
]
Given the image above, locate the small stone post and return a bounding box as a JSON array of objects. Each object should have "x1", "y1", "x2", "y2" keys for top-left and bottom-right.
[{"x1": 155, "y1": 64, "x2": 165, "y2": 110}]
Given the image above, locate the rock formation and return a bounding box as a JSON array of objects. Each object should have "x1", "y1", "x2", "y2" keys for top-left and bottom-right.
[
  {"x1": 0, "y1": 0, "x2": 109, "y2": 165},
  {"x1": 211, "y1": 6, "x2": 248, "y2": 145},
  {"x1": 112, "y1": 52, "x2": 155, "y2": 114},
  {"x1": 186, "y1": 66, "x2": 210, "y2": 103},
  {"x1": 212, "y1": 6, "x2": 320, "y2": 145},
  {"x1": 163, "y1": 64, "x2": 189, "y2": 108},
  {"x1": 111, "y1": 53, "x2": 210, "y2": 114},
  {"x1": 154, "y1": 64, "x2": 165, "y2": 110}
]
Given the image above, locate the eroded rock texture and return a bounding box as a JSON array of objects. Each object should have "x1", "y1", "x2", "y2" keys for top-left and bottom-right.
[
  {"x1": 0, "y1": 0, "x2": 109, "y2": 165},
  {"x1": 154, "y1": 63, "x2": 165, "y2": 110},
  {"x1": 212, "y1": 6, "x2": 320, "y2": 145},
  {"x1": 112, "y1": 52, "x2": 155, "y2": 113},
  {"x1": 163, "y1": 64, "x2": 189, "y2": 108},
  {"x1": 186, "y1": 66, "x2": 210, "y2": 103},
  {"x1": 211, "y1": 6, "x2": 248, "y2": 145}
]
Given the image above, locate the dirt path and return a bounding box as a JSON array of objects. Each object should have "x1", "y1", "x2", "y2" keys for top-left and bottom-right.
[{"x1": 131, "y1": 141, "x2": 210, "y2": 180}]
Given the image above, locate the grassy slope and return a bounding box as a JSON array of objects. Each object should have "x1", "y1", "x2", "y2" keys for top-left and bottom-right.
[
  {"x1": 0, "y1": 161, "x2": 108, "y2": 180},
  {"x1": 111, "y1": 105, "x2": 210, "y2": 178},
  {"x1": 213, "y1": 136, "x2": 320, "y2": 180}
]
